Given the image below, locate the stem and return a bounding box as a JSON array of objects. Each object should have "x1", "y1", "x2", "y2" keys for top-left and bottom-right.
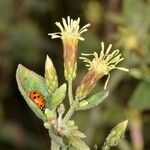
[
  {"x1": 63, "y1": 81, "x2": 76, "y2": 124},
  {"x1": 63, "y1": 99, "x2": 78, "y2": 124},
  {"x1": 51, "y1": 140, "x2": 60, "y2": 150},
  {"x1": 48, "y1": 129, "x2": 67, "y2": 148},
  {"x1": 102, "y1": 142, "x2": 110, "y2": 150},
  {"x1": 68, "y1": 81, "x2": 73, "y2": 105}
]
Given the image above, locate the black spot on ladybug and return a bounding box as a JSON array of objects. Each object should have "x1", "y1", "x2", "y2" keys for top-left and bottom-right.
[
  {"x1": 33, "y1": 96, "x2": 36, "y2": 99},
  {"x1": 33, "y1": 92, "x2": 36, "y2": 94},
  {"x1": 37, "y1": 96, "x2": 40, "y2": 98}
]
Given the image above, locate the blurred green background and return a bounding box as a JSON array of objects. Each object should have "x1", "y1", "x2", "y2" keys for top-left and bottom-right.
[{"x1": 0, "y1": 0, "x2": 150, "y2": 149}]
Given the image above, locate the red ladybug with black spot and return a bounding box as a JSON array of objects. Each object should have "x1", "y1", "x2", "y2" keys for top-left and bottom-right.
[{"x1": 29, "y1": 91, "x2": 45, "y2": 110}]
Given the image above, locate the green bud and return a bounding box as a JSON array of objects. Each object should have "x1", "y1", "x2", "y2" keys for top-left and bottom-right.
[
  {"x1": 79, "y1": 100, "x2": 88, "y2": 108},
  {"x1": 45, "y1": 55, "x2": 58, "y2": 93},
  {"x1": 103, "y1": 120, "x2": 128, "y2": 149},
  {"x1": 57, "y1": 103, "x2": 65, "y2": 115},
  {"x1": 44, "y1": 122, "x2": 50, "y2": 129},
  {"x1": 66, "y1": 120, "x2": 75, "y2": 127},
  {"x1": 71, "y1": 130, "x2": 86, "y2": 139},
  {"x1": 66, "y1": 120, "x2": 78, "y2": 131},
  {"x1": 44, "y1": 108, "x2": 55, "y2": 120},
  {"x1": 50, "y1": 118, "x2": 58, "y2": 126}
]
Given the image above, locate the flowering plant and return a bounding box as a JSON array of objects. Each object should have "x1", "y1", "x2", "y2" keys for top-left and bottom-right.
[{"x1": 16, "y1": 16, "x2": 128, "y2": 150}]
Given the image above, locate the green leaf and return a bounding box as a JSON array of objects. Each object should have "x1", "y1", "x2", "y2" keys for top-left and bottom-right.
[
  {"x1": 70, "y1": 130, "x2": 86, "y2": 139},
  {"x1": 51, "y1": 83, "x2": 66, "y2": 110},
  {"x1": 68, "y1": 136, "x2": 90, "y2": 150},
  {"x1": 102, "y1": 120, "x2": 128, "y2": 150},
  {"x1": 129, "y1": 81, "x2": 150, "y2": 110},
  {"x1": 16, "y1": 64, "x2": 51, "y2": 121},
  {"x1": 77, "y1": 90, "x2": 109, "y2": 110}
]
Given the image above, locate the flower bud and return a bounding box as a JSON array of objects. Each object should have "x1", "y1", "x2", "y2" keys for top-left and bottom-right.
[
  {"x1": 79, "y1": 100, "x2": 89, "y2": 108},
  {"x1": 66, "y1": 120, "x2": 75, "y2": 127},
  {"x1": 57, "y1": 103, "x2": 65, "y2": 115},
  {"x1": 45, "y1": 55, "x2": 58, "y2": 93},
  {"x1": 50, "y1": 118, "x2": 58, "y2": 126},
  {"x1": 44, "y1": 122, "x2": 50, "y2": 129},
  {"x1": 44, "y1": 108, "x2": 55, "y2": 120}
]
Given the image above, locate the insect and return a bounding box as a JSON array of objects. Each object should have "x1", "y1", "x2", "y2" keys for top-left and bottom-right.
[{"x1": 29, "y1": 91, "x2": 45, "y2": 110}]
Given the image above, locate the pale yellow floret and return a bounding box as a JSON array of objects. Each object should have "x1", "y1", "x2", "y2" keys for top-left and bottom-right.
[
  {"x1": 48, "y1": 16, "x2": 91, "y2": 41},
  {"x1": 80, "y1": 42, "x2": 129, "y2": 89}
]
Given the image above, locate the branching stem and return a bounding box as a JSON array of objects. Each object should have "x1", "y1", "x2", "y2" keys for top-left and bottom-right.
[
  {"x1": 63, "y1": 80, "x2": 78, "y2": 124},
  {"x1": 63, "y1": 99, "x2": 79, "y2": 124}
]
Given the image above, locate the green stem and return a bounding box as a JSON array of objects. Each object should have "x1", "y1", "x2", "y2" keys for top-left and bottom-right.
[
  {"x1": 68, "y1": 81, "x2": 73, "y2": 105},
  {"x1": 51, "y1": 140, "x2": 60, "y2": 150},
  {"x1": 102, "y1": 142, "x2": 110, "y2": 150},
  {"x1": 63, "y1": 99, "x2": 78, "y2": 124},
  {"x1": 48, "y1": 129, "x2": 67, "y2": 148}
]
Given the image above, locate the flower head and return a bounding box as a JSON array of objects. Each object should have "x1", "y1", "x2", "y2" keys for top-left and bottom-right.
[
  {"x1": 48, "y1": 16, "x2": 90, "y2": 81},
  {"x1": 76, "y1": 42, "x2": 129, "y2": 99},
  {"x1": 81, "y1": 42, "x2": 128, "y2": 76},
  {"x1": 48, "y1": 16, "x2": 91, "y2": 41}
]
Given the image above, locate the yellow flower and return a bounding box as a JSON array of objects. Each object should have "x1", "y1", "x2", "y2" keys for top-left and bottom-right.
[
  {"x1": 48, "y1": 16, "x2": 91, "y2": 41},
  {"x1": 48, "y1": 16, "x2": 90, "y2": 81},
  {"x1": 76, "y1": 42, "x2": 129, "y2": 100}
]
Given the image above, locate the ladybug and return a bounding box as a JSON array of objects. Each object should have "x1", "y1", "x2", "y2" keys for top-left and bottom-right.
[{"x1": 29, "y1": 91, "x2": 45, "y2": 110}]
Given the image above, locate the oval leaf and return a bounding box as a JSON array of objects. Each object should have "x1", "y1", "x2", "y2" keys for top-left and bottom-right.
[
  {"x1": 68, "y1": 136, "x2": 90, "y2": 150},
  {"x1": 77, "y1": 90, "x2": 109, "y2": 110},
  {"x1": 102, "y1": 120, "x2": 128, "y2": 149},
  {"x1": 51, "y1": 83, "x2": 66, "y2": 110},
  {"x1": 16, "y1": 64, "x2": 51, "y2": 121}
]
